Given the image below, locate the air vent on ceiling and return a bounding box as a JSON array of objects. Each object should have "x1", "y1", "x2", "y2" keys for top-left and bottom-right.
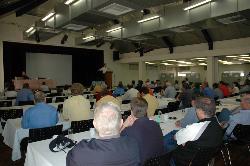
[
  {"x1": 216, "y1": 15, "x2": 247, "y2": 25},
  {"x1": 99, "y1": 3, "x2": 133, "y2": 16},
  {"x1": 170, "y1": 26, "x2": 194, "y2": 33},
  {"x1": 63, "y1": 24, "x2": 88, "y2": 31}
]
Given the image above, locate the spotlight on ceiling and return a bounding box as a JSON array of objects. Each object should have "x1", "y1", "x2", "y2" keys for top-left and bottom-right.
[{"x1": 141, "y1": 9, "x2": 150, "y2": 15}]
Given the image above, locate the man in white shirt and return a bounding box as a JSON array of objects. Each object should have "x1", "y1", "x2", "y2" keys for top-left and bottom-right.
[
  {"x1": 63, "y1": 83, "x2": 91, "y2": 121},
  {"x1": 121, "y1": 84, "x2": 139, "y2": 101},
  {"x1": 40, "y1": 82, "x2": 49, "y2": 92}
]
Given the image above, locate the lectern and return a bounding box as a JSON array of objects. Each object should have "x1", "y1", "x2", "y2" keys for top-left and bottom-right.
[{"x1": 105, "y1": 71, "x2": 113, "y2": 89}]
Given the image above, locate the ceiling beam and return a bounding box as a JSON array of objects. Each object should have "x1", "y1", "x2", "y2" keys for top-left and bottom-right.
[
  {"x1": 201, "y1": 29, "x2": 213, "y2": 50},
  {"x1": 162, "y1": 36, "x2": 174, "y2": 54}
]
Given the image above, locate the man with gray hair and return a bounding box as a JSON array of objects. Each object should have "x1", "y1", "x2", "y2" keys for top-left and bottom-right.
[
  {"x1": 171, "y1": 97, "x2": 223, "y2": 166},
  {"x1": 163, "y1": 81, "x2": 176, "y2": 98},
  {"x1": 121, "y1": 97, "x2": 164, "y2": 163},
  {"x1": 21, "y1": 91, "x2": 58, "y2": 129},
  {"x1": 66, "y1": 102, "x2": 140, "y2": 166}
]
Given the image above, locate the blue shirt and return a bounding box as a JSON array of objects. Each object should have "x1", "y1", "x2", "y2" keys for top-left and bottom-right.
[
  {"x1": 203, "y1": 87, "x2": 215, "y2": 99},
  {"x1": 21, "y1": 102, "x2": 58, "y2": 129},
  {"x1": 164, "y1": 86, "x2": 177, "y2": 98},
  {"x1": 180, "y1": 107, "x2": 199, "y2": 128},
  {"x1": 16, "y1": 88, "x2": 34, "y2": 105},
  {"x1": 113, "y1": 87, "x2": 125, "y2": 97},
  {"x1": 226, "y1": 110, "x2": 250, "y2": 138}
]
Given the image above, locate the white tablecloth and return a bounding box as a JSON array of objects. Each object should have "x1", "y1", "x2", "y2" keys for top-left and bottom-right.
[
  {"x1": 2, "y1": 118, "x2": 70, "y2": 161},
  {"x1": 24, "y1": 110, "x2": 184, "y2": 166},
  {"x1": 219, "y1": 96, "x2": 240, "y2": 105}
]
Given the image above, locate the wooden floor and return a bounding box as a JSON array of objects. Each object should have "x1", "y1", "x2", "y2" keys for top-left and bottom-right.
[{"x1": 0, "y1": 135, "x2": 249, "y2": 166}]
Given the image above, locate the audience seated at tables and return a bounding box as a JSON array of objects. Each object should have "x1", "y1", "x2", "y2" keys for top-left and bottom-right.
[
  {"x1": 93, "y1": 81, "x2": 107, "y2": 93},
  {"x1": 40, "y1": 82, "x2": 50, "y2": 92},
  {"x1": 96, "y1": 88, "x2": 121, "y2": 107},
  {"x1": 164, "y1": 94, "x2": 200, "y2": 152},
  {"x1": 191, "y1": 82, "x2": 201, "y2": 95},
  {"x1": 201, "y1": 82, "x2": 215, "y2": 99},
  {"x1": 213, "y1": 83, "x2": 224, "y2": 99},
  {"x1": 120, "y1": 84, "x2": 139, "y2": 101},
  {"x1": 21, "y1": 91, "x2": 58, "y2": 129},
  {"x1": 219, "y1": 81, "x2": 230, "y2": 98},
  {"x1": 176, "y1": 94, "x2": 200, "y2": 128},
  {"x1": 113, "y1": 81, "x2": 125, "y2": 97},
  {"x1": 177, "y1": 82, "x2": 193, "y2": 109},
  {"x1": 63, "y1": 83, "x2": 91, "y2": 121},
  {"x1": 5, "y1": 83, "x2": 17, "y2": 98},
  {"x1": 171, "y1": 97, "x2": 223, "y2": 166},
  {"x1": 15, "y1": 83, "x2": 34, "y2": 106},
  {"x1": 232, "y1": 82, "x2": 240, "y2": 95},
  {"x1": 163, "y1": 81, "x2": 176, "y2": 98},
  {"x1": 174, "y1": 80, "x2": 180, "y2": 91},
  {"x1": 240, "y1": 79, "x2": 250, "y2": 94},
  {"x1": 135, "y1": 80, "x2": 143, "y2": 91},
  {"x1": 138, "y1": 87, "x2": 159, "y2": 117},
  {"x1": 121, "y1": 97, "x2": 164, "y2": 163},
  {"x1": 219, "y1": 93, "x2": 250, "y2": 139},
  {"x1": 66, "y1": 102, "x2": 140, "y2": 166}
]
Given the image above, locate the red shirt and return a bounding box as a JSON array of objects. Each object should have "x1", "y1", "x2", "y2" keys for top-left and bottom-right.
[{"x1": 219, "y1": 85, "x2": 229, "y2": 97}]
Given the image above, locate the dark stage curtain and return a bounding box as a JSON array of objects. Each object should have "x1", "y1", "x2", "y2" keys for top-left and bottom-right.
[{"x1": 3, "y1": 41, "x2": 104, "y2": 87}]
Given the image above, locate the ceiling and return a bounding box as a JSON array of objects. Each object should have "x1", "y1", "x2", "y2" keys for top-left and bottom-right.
[{"x1": 1, "y1": 0, "x2": 250, "y2": 54}]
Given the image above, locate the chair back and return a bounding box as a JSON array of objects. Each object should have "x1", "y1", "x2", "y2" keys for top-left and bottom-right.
[
  {"x1": 0, "y1": 100, "x2": 12, "y2": 107},
  {"x1": 167, "y1": 101, "x2": 180, "y2": 112},
  {"x1": 28, "y1": 125, "x2": 63, "y2": 143},
  {"x1": 71, "y1": 119, "x2": 94, "y2": 134},
  {"x1": 143, "y1": 153, "x2": 171, "y2": 166},
  {"x1": 19, "y1": 100, "x2": 34, "y2": 106},
  {"x1": 232, "y1": 124, "x2": 250, "y2": 142},
  {"x1": 1, "y1": 109, "x2": 23, "y2": 121},
  {"x1": 189, "y1": 147, "x2": 218, "y2": 166},
  {"x1": 55, "y1": 96, "x2": 67, "y2": 103},
  {"x1": 45, "y1": 97, "x2": 53, "y2": 103},
  {"x1": 1, "y1": 109, "x2": 23, "y2": 129}
]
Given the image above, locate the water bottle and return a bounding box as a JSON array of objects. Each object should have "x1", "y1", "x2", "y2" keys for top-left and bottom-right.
[{"x1": 157, "y1": 110, "x2": 162, "y2": 124}]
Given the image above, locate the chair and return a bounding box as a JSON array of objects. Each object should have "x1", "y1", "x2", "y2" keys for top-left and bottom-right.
[
  {"x1": 0, "y1": 100, "x2": 12, "y2": 107},
  {"x1": 20, "y1": 125, "x2": 63, "y2": 153},
  {"x1": 55, "y1": 96, "x2": 67, "y2": 103},
  {"x1": 232, "y1": 124, "x2": 250, "y2": 151},
  {"x1": 18, "y1": 100, "x2": 34, "y2": 106},
  {"x1": 122, "y1": 100, "x2": 130, "y2": 104},
  {"x1": 45, "y1": 97, "x2": 53, "y2": 103},
  {"x1": 143, "y1": 153, "x2": 172, "y2": 166},
  {"x1": 189, "y1": 147, "x2": 219, "y2": 166},
  {"x1": 166, "y1": 101, "x2": 180, "y2": 113},
  {"x1": 71, "y1": 119, "x2": 94, "y2": 134},
  {"x1": 1, "y1": 109, "x2": 23, "y2": 129},
  {"x1": 28, "y1": 125, "x2": 63, "y2": 143}
]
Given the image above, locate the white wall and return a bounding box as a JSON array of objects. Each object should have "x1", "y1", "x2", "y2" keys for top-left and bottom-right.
[{"x1": 26, "y1": 53, "x2": 72, "y2": 85}]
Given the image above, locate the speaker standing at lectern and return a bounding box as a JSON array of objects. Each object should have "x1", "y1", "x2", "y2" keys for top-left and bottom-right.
[{"x1": 97, "y1": 64, "x2": 107, "y2": 81}]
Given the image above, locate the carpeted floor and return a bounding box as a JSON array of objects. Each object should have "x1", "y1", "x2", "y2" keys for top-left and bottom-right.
[{"x1": 0, "y1": 135, "x2": 249, "y2": 166}]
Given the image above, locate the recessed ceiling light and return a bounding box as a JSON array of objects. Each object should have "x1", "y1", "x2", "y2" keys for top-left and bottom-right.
[
  {"x1": 26, "y1": 26, "x2": 34, "y2": 33},
  {"x1": 145, "y1": 62, "x2": 155, "y2": 65},
  {"x1": 82, "y1": 36, "x2": 95, "y2": 40},
  {"x1": 226, "y1": 55, "x2": 238, "y2": 58},
  {"x1": 106, "y1": 26, "x2": 122, "y2": 33},
  {"x1": 184, "y1": 0, "x2": 212, "y2": 11},
  {"x1": 161, "y1": 63, "x2": 173, "y2": 66},
  {"x1": 167, "y1": 60, "x2": 177, "y2": 62},
  {"x1": 194, "y1": 58, "x2": 207, "y2": 60},
  {"x1": 138, "y1": 15, "x2": 160, "y2": 23},
  {"x1": 198, "y1": 63, "x2": 207, "y2": 66},
  {"x1": 198, "y1": 60, "x2": 205, "y2": 61},
  {"x1": 41, "y1": 12, "x2": 55, "y2": 21},
  {"x1": 240, "y1": 54, "x2": 249, "y2": 57}
]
